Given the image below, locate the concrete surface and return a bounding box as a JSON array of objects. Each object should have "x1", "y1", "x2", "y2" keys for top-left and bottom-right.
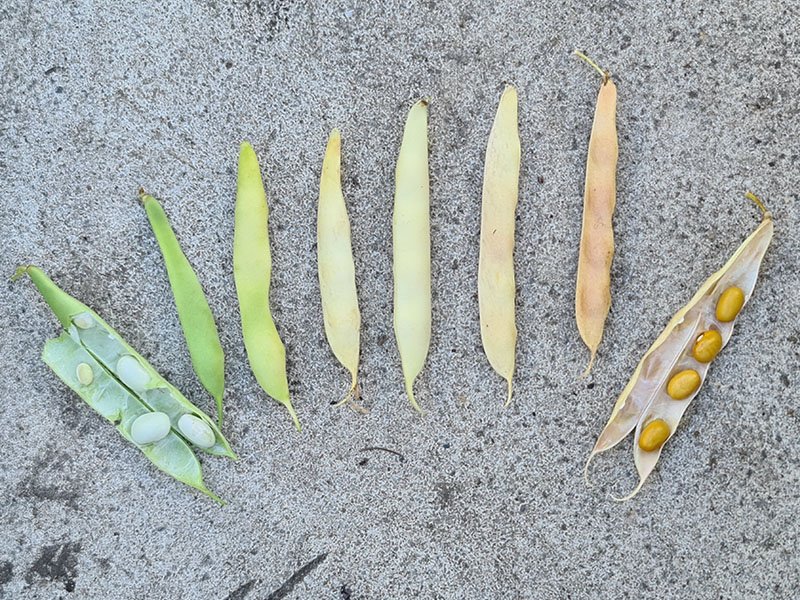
[{"x1": 1, "y1": 1, "x2": 799, "y2": 598}]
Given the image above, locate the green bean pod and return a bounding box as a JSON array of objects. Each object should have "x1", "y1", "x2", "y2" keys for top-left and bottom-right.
[
  {"x1": 42, "y1": 333, "x2": 223, "y2": 503},
  {"x1": 233, "y1": 142, "x2": 300, "y2": 431},
  {"x1": 140, "y1": 192, "x2": 226, "y2": 427},
  {"x1": 15, "y1": 265, "x2": 236, "y2": 459}
]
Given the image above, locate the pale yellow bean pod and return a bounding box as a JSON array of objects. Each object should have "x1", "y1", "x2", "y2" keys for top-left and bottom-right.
[
  {"x1": 479, "y1": 85, "x2": 520, "y2": 406},
  {"x1": 317, "y1": 129, "x2": 361, "y2": 405},
  {"x1": 393, "y1": 100, "x2": 431, "y2": 413}
]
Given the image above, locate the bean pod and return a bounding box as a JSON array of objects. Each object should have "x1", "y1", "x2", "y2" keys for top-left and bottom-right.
[
  {"x1": 393, "y1": 100, "x2": 431, "y2": 413},
  {"x1": 585, "y1": 196, "x2": 773, "y2": 499},
  {"x1": 234, "y1": 142, "x2": 300, "y2": 430},
  {"x1": 479, "y1": 85, "x2": 520, "y2": 405},
  {"x1": 574, "y1": 51, "x2": 619, "y2": 377},
  {"x1": 317, "y1": 129, "x2": 362, "y2": 406},
  {"x1": 16, "y1": 266, "x2": 236, "y2": 460},
  {"x1": 140, "y1": 192, "x2": 226, "y2": 427}
]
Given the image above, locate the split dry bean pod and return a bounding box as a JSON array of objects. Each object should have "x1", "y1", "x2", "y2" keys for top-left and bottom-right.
[
  {"x1": 393, "y1": 100, "x2": 431, "y2": 413},
  {"x1": 140, "y1": 191, "x2": 226, "y2": 428},
  {"x1": 479, "y1": 85, "x2": 520, "y2": 406},
  {"x1": 234, "y1": 142, "x2": 300, "y2": 430},
  {"x1": 317, "y1": 129, "x2": 362, "y2": 407},
  {"x1": 573, "y1": 50, "x2": 618, "y2": 377},
  {"x1": 584, "y1": 194, "x2": 773, "y2": 499}
]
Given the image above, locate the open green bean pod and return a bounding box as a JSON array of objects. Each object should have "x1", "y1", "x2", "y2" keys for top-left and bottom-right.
[
  {"x1": 42, "y1": 333, "x2": 223, "y2": 503},
  {"x1": 15, "y1": 266, "x2": 236, "y2": 459}
]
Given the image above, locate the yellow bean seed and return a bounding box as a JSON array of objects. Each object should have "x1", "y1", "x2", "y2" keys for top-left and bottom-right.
[
  {"x1": 716, "y1": 286, "x2": 745, "y2": 322},
  {"x1": 666, "y1": 369, "x2": 701, "y2": 400},
  {"x1": 692, "y1": 330, "x2": 723, "y2": 363},
  {"x1": 639, "y1": 419, "x2": 671, "y2": 452}
]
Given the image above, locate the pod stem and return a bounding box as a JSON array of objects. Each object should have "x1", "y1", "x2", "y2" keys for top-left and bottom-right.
[
  {"x1": 573, "y1": 50, "x2": 611, "y2": 84},
  {"x1": 10, "y1": 265, "x2": 30, "y2": 282},
  {"x1": 745, "y1": 191, "x2": 771, "y2": 219},
  {"x1": 504, "y1": 379, "x2": 513, "y2": 408}
]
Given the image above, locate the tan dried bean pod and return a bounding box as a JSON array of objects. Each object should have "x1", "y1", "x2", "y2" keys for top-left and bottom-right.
[{"x1": 574, "y1": 51, "x2": 618, "y2": 377}]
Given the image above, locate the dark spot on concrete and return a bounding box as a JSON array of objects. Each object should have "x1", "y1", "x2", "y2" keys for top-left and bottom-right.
[
  {"x1": 225, "y1": 60, "x2": 234, "y2": 69},
  {"x1": 18, "y1": 448, "x2": 80, "y2": 509},
  {"x1": 340, "y1": 584, "x2": 353, "y2": 599},
  {"x1": 267, "y1": 553, "x2": 328, "y2": 600},
  {"x1": 25, "y1": 542, "x2": 81, "y2": 592},
  {"x1": 225, "y1": 579, "x2": 256, "y2": 600},
  {"x1": 376, "y1": 334, "x2": 387, "y2": 347},
  {"x1": 537, "y1": 175, "x2": 544, "y2": 184},
  {"x1": 55, "y1": 86, "x2": 64, "y2": 93},
  {"x1": 0, "y1": 560, "x2": 12, "y2": 586},
  {"x1": 780, "y1": 373, "x2": 789, "y2": 387},
  {"x1": 435, "y1": 481, "x2": 457, "y2": 507},
  {"x1": 357, "y1": 457, "x2": 369, "y2": 466},
  {"x1": 587, "y1": 382, "x2": 594, "y2": 390}
]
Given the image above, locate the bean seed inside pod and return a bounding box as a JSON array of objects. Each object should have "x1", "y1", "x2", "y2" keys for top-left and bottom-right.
[
  {"x1": 72, "y1": 312, "x2": 95, "y2": 329},
  {"x1": 716, "y1": 286, "x2": 745, "y2": 322},
  {"x1": 667, "y1": 369, "x2": 701, "y2": 400},
  {"x1": 76, "y1": 363, "x2": 94, "y2": 385},
  {"x1": 130, "y1": 411, "x2": 171, "y2": 445},
  {"x1": 639, "y1": 419, "x2": 671, "y2": 452},
  {"x1": 692, "y1": 330, "x2": 723, "y2": 363},
  {"x1": 177, "y1": 414, "x2": 215, "y2": 449},
  {"x1": 116, "y1": 355, "x2": 151, "y2": 391}
]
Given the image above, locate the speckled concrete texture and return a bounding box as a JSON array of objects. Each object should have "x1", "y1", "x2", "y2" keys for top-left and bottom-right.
[{"x1": 1, "y1": 1, "x2": 799, "y2": 598}]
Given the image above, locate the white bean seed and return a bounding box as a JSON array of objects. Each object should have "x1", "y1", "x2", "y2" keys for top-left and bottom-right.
[
  {"x1": 177, "y1": 414, "x2": 215, "y2": 449},
  {"x1": 116, "y1": 355, "x2": 150, "y2": 391},
  {"x1": 130, "y1": 412, "x2": 171, "y2": 445}
]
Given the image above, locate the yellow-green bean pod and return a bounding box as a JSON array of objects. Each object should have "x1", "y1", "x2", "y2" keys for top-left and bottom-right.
[{"x1": 233, "y1": 142, "x2": 300, "y2": 431}]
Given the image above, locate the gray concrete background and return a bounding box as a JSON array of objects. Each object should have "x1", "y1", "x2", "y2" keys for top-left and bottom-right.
[{"x1": 1, "y1": 0, "x2": 798, "y2": 598}]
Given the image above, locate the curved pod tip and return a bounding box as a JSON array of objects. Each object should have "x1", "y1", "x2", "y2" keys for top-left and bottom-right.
[
  {"x1": 504, "y1": 379, "x2": 513, "y2": 408},
  {"x1": 745, "y1": 191, "x2": 771, "y2": 220},
  {"x1": 405, "y1": 382, "x2": 424, "y2": 415}
]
